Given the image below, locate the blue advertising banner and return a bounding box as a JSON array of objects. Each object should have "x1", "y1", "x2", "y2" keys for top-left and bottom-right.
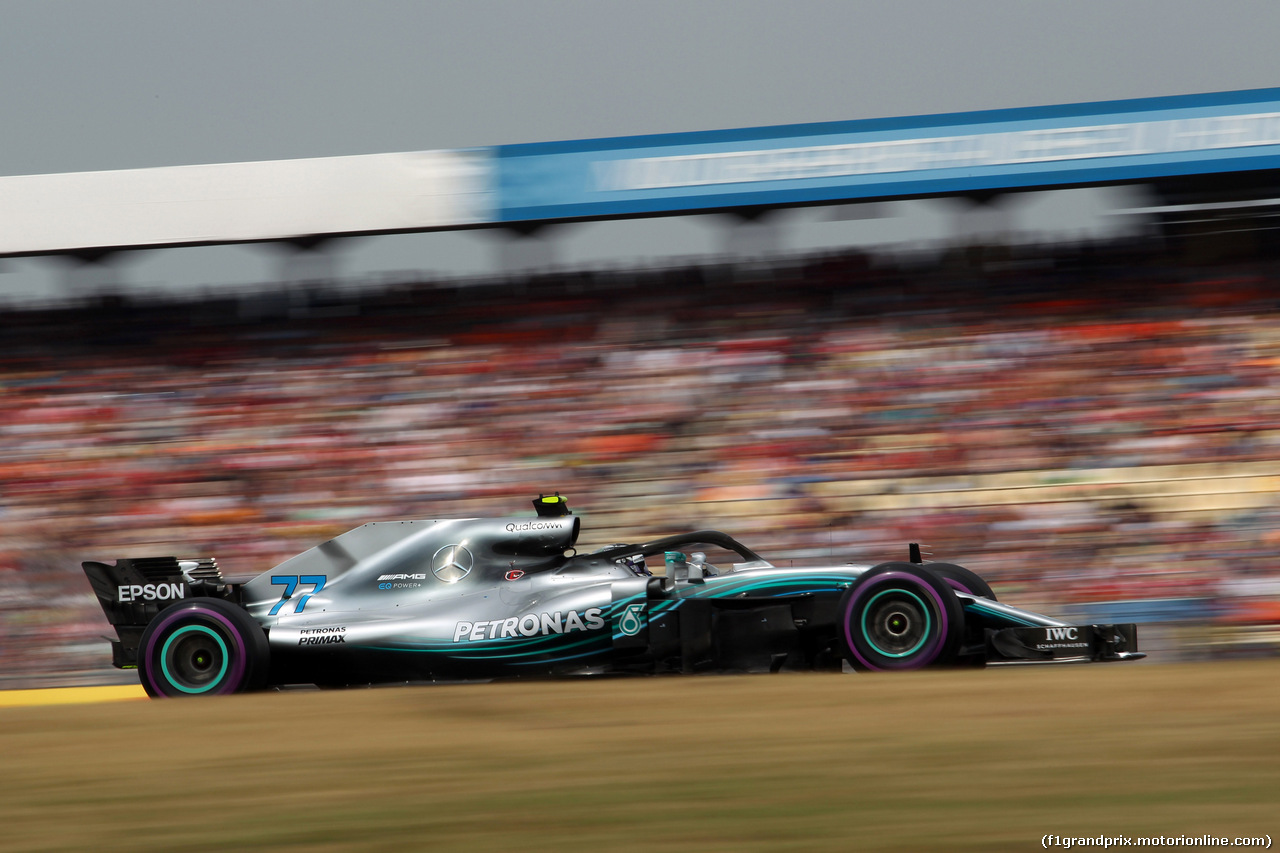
[{"x1": 495, "y1": 88, "x2": 1280, "y2": 223}]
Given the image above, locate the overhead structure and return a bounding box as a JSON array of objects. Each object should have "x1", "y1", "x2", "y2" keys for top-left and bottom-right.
[
  {"x1": 495, "y1": 87, "x2": 1280, "y2": 223},
  {"x1": 6, "y1": 88, "x2": 1280, "y2": 259},
  {"x1": 0, "y1": 151, "x2": 492, "y2": 258}
]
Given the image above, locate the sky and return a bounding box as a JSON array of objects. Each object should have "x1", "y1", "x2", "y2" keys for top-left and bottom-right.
[{"x1": 3, "y1": 0, "x2": 1280, "y2": 302}]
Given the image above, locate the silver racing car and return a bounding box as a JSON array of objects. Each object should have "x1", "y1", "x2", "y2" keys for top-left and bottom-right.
[{"x1": 83, "y1": 495, "x2": 1143, "y2": 697}]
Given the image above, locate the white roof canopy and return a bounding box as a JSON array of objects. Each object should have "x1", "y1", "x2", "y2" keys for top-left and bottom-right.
[{"x1": 0, "y1": 149, "x2": 492, "y2": 257}]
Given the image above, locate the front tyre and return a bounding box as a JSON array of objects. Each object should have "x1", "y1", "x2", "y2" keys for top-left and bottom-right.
[
  {"x1": 925, "y1": 562, "x2": 997, "y2": 601},
  {"x1": 839, "y1": 564, "x2": 964, "y2": 671},
  {"x1": 137, "y1": 598, "x2": 270, "y2": 697}
]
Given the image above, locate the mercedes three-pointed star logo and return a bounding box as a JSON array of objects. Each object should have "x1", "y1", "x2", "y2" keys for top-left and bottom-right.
[{"x1": 431, "y1": 544, "x2": 474, "y2": 583}]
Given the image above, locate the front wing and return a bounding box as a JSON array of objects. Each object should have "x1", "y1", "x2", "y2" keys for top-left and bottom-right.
[{"x1": 986, "y1": 623, "x2": 1143, "y2": 663}]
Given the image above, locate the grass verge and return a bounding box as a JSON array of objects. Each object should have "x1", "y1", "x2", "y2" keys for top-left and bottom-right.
[{"x1": 1, "y1": 661, "x2": 1276, "y2": 852}]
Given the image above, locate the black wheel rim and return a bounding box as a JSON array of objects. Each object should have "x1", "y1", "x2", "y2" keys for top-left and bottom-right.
[
  {"x1": 160, "y1": 625, "x2": 229, "y2": 693},
  {"x1": 862, "y1": 589, "x2": 931, "y2": 658}
]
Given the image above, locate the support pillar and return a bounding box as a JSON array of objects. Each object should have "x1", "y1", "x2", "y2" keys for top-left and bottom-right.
[
  {"x1": 714, "y1": 206, "x2": 785, "y2": 259},
  {"x1": 490, "y1": 222, "x2": 562, "y2": 273}
]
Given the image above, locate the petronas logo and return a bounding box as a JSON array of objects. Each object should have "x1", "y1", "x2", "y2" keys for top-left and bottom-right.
[{"x1": 618, "y1": 603, "x2": 645, "y2": 637}]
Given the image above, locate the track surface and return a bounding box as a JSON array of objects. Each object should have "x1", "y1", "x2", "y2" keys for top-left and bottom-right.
[{"x1": 2, "y1": 662, "x2": 1276, "y2": 852}]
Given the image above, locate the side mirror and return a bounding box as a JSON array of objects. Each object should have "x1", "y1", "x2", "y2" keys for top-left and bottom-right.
[{"x1": 665, "y1": 550, "x2": 703, "y2": 583}]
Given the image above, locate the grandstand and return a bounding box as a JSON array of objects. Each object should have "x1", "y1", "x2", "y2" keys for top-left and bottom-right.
[
  {"x1": 4, "y1": 90, "x2": 1280, "y2": 683},
  {"x1": 3, "y1": 233, "x2": 1280, "y2": 682}
]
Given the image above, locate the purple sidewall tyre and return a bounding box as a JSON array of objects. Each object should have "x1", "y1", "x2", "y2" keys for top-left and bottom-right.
[
  {"x1": 839, "y1": 564, "x2": 964, "y2": 672},
  {"x1": 142, "y1": 606, "x2": 248, "y2": 696},
  {"x1": 137, "y1": 598, "x2": 269, "y2": 698}
]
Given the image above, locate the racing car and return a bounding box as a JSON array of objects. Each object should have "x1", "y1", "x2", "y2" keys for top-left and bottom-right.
[{"x1": 82, "y1": 495, "x2": 1143, "y2": 697}]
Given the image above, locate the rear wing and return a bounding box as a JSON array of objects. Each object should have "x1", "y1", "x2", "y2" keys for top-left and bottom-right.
[{"x1": 82, "y1": 557, "x2": 229, "y2": 668}]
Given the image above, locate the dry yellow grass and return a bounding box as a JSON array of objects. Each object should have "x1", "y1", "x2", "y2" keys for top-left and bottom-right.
[
  {"x1": 0, "y1": 685, "x2": 144, "y2": 708},
  {"x1": 2, "y1": 662, "x2": 1277, "y2": 852}
]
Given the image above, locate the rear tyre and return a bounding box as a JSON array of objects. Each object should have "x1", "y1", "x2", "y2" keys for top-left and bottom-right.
[
  {"x1": 137, "y1": 598, "x2": 270, "y2": 697},
  {"x1": 838, "y1": 564, "x2": 964, "y2": 672}
]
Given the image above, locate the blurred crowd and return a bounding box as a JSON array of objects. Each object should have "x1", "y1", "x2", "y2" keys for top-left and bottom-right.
[{"x1": 3, "y1": 237, "x2": 1280, "y2": 682}]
